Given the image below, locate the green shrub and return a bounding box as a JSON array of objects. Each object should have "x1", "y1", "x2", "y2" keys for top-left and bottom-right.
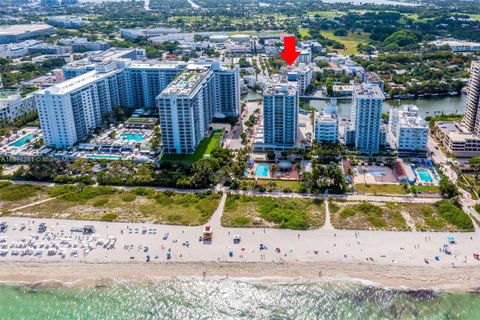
[
  {"x1": 155, "y1": 193, "x2": 174, "y2": 205},
  {"x1": 166, "y1": 213, "x2": 182, "y2": 223},
  {"x1": 61, "y1": 186, "x2": 117, "y2": 204},
  {"x1": 100, "y1": 213, "x2": 117, "y2": 221},
  {"x1": 0, "y1": 184, "x2": 42, "y2": 201},
  {"x1": 121, "y1": 192, "x2": 137, "y2": 202},
  {"x1": 340, "y1": 208, "x2": 356, "y2": 219},
  {"x1": 329, "y1": 201, "x2": 340, "y2": 213},
  {"x1": 132, "y1": 187, "x2": 155, "y2": 197},
  {"x1": 475, "y1": 204, "x2": 480, "y2": 214},
  {"x1": 257, "y1": 197, "x2": 312, "y2": 230},
  {"x1": 47, "y1": 184, "x2": 77, "y2": 197},
  {"x1": 435, "y1": 200, "x2": 473, "y2": 231},
  {"x1": 0, "y1": 181, "x2": 12, "y2": 189},
  {"x1": 231, "y1": 215, "x2": 250, "y2": 226},
  {"x1": 93, "y1": 197, "x2": 109, "y2": 207}
]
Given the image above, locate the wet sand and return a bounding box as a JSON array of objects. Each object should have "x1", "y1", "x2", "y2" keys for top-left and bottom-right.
[{"x1": 0, "y1": 261, "x2": 479, "y2": 291}]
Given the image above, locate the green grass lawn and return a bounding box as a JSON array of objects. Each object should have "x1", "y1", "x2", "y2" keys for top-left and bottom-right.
[
  {"x1": 161, "y1": 130, "x2": 223, "y2": 164},
  {"x1": 222, "y1": 194, "x2": 325, "y2": 229},
  {"x1": 238, "y1": 179, "x2": 303, "y2": 193},
  {"x1": 415, "y1": 185, "x2": 441, "y2": 194},
  {"x1": 320, "y1": 31, "x2": 369, "y2": 55},
  {"x1": 354, "y1": 184, "x2": 408, "y2": 195}
]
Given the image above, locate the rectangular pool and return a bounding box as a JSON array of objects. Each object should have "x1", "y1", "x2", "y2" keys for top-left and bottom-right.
[
  {"x1": 121, "y1": 133, "x2": 144, "y2": 142},
  {"x1": 9, "y1": 134, "x2": 35, "y2": 147},
  {"x1": 367, "y1": 169, "x2": 386, "y2": 177},
  {"x1": 417, "y1": 169, "x2": 433, "y2": 182},
  {"x1": 255, "y1": 164, "x2": 269, "y2": 178},
  {"x1": 86, "y1": 154, "x2": 122, "y2": 160}
]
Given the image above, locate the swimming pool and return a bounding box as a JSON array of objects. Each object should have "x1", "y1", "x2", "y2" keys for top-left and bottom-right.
[
  {"x1": 417, "y1": 169, "x2": 433, "y2": 182},
  {"x1": 86, "y1": 154, "x2": 122, "y2": 160},
  {"x1": 120, "y1": 133, "x2": 144, "y2": 142},
  {"x1": 255, "y1": 164, "x2": 269, "y2": 178},
  {"x1": 367, "y1": 169, "x2": 386, "y2": 177},
  {"x1": 9, "y1": 134, "x2": 35, "y2": 147}
]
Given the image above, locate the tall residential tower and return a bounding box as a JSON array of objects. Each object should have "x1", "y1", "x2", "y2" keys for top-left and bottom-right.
[
  {"x1": 351, "y1": 83, "x2": 385, "y2": 154},
  {"x1": 262, "y1": 79, "x2": 299, "y2": 148},
  {"x1": 463, "y1": 61, "x2": 480, "y2": 135}
]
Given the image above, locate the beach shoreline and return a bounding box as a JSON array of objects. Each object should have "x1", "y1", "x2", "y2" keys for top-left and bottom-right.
[{"x1": 0, "y1": 260, "x2": 479, "y2": 292}]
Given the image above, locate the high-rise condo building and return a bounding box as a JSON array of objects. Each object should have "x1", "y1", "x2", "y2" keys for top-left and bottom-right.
[
  {"x1": 463, "y1": 61, "x2": 480, "y2": 135},
  {"x1": 35, "y1": 54, "x2": 240, "y2": 151},
  {"x1": 157, "y1": 65, "x2": 216, "y2": 154},
  {"x1": 262, "y1": 79, "x2": 299, "y2": 148},
  {"x1": 351, "y1": 83, "x2": 385, "y2": 154}
]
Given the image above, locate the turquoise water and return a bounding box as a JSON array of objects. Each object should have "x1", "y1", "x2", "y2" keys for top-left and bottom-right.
[
  {"x1": 0, "y1": 280, "x2": 479, "y2": 319},
  {"x1": 255, "y1": 164, "x2": 269, "y2": 177},
  {"x1": 9, "y1": 134, "x2": 35, "y2": 147},
  {"x1": 120, "y1": 133, "x2": 144, "y2": 142},
  {"x1": 417, "y1": 169, "x2": 433, "y2": 182},
  {"x1": 86, "y1": 154, "x2": 122, "y2": 160},
  {"x1": 367, "y1": 169, "x2": 386, "y2": 177}
]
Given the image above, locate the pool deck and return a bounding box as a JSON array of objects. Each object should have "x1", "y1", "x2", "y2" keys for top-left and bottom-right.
[
  {"x1": 353, "y1": 165, "x2": 397, "y2": 185},
  {"x1": 246, "y1": 163, "x2": 300, "y2": 180}
]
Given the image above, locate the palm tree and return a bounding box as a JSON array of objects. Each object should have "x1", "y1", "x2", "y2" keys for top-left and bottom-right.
[
  {"x1": 361, "y1": 168, "x2": 368, "y2": 185},
  {"x1": 271, "y1": 164, "x2": 278, "y2": 178},
  {"x1": 381, "y1": 172, "x2": 386, "y2": 183},
  {"x1": 294, "y1": 163, "x2": 302, "y2": 175}
]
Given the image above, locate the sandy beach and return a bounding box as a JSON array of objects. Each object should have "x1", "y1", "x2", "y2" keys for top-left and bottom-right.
[{"x1": 1, "y1": 203, "x2": 480, "y2": 291}]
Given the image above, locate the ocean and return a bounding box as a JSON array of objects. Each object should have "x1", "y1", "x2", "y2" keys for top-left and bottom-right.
[{"x1": 0, "y1": 278, "x2": 479, "y2": 319}]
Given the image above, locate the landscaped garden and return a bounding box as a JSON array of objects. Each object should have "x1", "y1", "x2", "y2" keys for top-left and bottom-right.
[
  {"x1": 222, "y1": 194, "x2": 325, "y2": 229},
  {"x1": 2, "y1": 184, "x2": 222, "y2": 225},
  {"x1": 235, "y1": 179, "x2": 303, "y2": 193},
  {"x1": 161, "y1": 129, "x2": 224, "y2": 164},
  {"x1": 354, "y1": 184, "x2": 408, "y2": 195},
  {"x1": 330, "y1": 200, "x2": 474, "y2": 232}
]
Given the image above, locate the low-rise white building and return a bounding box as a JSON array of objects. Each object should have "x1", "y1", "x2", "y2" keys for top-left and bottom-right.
[
  {"x1": 430, "y1": 39, "x2": 480, "y2": 52},
  {"x1": 0, "y1": 91, "x2": 36, "y2": 122},
  {"x1": 388, "y1": 105, "x2": 429, "y2": 152},
  {"x1": 435, "y1": 121, "x2": 480, "y2": 157}
]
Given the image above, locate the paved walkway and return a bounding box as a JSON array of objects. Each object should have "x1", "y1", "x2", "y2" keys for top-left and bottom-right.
[
  {"x1": 231, "y1": 189, "x2": 440, "y2": 204},
  {"x1": 323, "y1": 199, "x2": 334, "y2": 231}
]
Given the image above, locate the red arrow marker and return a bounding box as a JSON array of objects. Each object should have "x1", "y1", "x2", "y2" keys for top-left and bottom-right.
[{"x1": 280, "y1": 36, "x2": 300, "y2": 65}]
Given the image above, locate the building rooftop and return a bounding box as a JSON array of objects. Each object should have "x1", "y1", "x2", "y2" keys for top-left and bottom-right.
[
  {"x1": 160, "y1": 65, "x2": 211, "y2": 97},
  {"x1": 36, "y1": 69, "x2": 119, "y2": 95},
  {"x1": 263, "y1": 76, "x2": 298, "y2": 96},
  {"x1": 394, "y1": 105, "x2": 427, "y2": 128},
  {"x1": 0, "y1": 24, "x2": 53, "y2": 36},
  {"x1": 127, "y1": 60, "x2": 185, "y2": 70},
  {"x1": 353, "y1": 83, "x2": 385, "y2": 100}
]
